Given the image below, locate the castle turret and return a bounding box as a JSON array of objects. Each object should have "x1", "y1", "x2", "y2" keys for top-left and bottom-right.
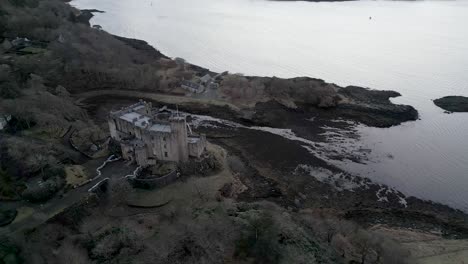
[
  {"x1": 108, "y1": 117, "x2": 119, "y2": 140},
  {"x1": 144, "y1": 101, "x2": 152, "y2": 115},
  {"x1": 170, "y1": 116, "x2": 189, "y2": 162}
]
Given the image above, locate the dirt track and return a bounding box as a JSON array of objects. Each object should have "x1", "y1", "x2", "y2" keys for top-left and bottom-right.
[
  {"x1": 0, "y1": 160, "x2": 135, "y2": 237},
  {"x1": 74, "y1": 89, "x2": 241, "y2": 111}
]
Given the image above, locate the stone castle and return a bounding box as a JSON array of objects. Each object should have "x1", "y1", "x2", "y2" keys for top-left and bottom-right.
[{"x1": 108, "y1": 101, "x2": 207, "y2": 166}]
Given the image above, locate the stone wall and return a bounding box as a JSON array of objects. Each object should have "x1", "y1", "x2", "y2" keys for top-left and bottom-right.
[{"x1": 130, "y1": 170, "x2": 178, "y2": 189}]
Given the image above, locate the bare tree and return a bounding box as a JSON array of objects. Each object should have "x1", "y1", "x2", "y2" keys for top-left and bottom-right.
[{"x1": 351, "y1": 230, "x2": 375, "y2": 264}]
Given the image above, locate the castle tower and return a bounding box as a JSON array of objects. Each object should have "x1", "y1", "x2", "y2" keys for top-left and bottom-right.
[
  {"x1": 108, "y1": 117, "x2": 119, "y2": 140},
  {"x1": 144, "y1": 101, "x2": 152, "y2": 115},
  {"x1": 170, "y1": 116, "x2": 189, "y2": 162}
]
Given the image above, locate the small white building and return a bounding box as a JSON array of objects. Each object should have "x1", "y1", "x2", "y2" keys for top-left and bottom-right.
[
  {"x1": 200, "y1": 74, "x2": 212, "y2": 85},
  {"x1": 181, "y1": 80, "x2": 204, "y2": 94},
  {"x1": 108, "y1": 101, "x2": 207, "y2": 166}
]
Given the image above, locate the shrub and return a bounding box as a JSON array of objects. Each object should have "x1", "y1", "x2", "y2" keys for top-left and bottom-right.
[
  {"x1": 0, "y1": 168, "x2": 16, "y2": 198},
  {"x1": 0, "y1": 209, "x2": 17, "y2": 227},
  {"x1": 179, "y1": 152, "x2": 221, "y2": 177},
  {"x1": 42, "y1": 165, "x2": 66, "y2": 181},
  {"x1": 108, "y1": 139, "x2": 122, "y2": 156},
  {"x1": 21, "y1": 176, "x2": 64, "y2": 202},
  {"x1": 8, "y1": 0, "x2": 38, "y2": 8},
  {"x1": 5, "y1": 116, "x2": 36, "y2": 133},
  {"x1": 235, "y1": 212, "x2": 280, "y2": 264},
  {"x1": 0, "y1": 239, "x2": 22, "y2": 264},
  {"x1": 0, "y1": 81, "x2": 21, "y2": 99},
  {"x1": 84, "y1": 227, "x2": 140, "y2": 262}
]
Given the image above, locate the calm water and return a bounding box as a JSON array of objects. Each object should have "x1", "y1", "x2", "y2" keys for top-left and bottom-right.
[{"x1": 72, "y1": 0, "x2": 468, "y2": 211}]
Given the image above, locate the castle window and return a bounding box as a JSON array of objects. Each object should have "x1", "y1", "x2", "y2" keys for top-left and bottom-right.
[
  {"x1": 164, "y1": 152, "x2": 168, "y2": 157},
  {"x1": 163, "y1": 136, "x2": 166, "y2": 141},
  {"x1": 164, "y1": 144, "x2": 167, "y2": 149}
]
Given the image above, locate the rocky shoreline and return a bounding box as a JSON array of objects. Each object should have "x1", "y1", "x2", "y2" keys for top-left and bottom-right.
[
  {"x1": 74, "y1": 8, "x2": 105, "y2": 25},
  {"x1": 113, "y1": 35, "x2": 418, "y2": 128},
  {"x1": 73, "y1": 8, "x2": 419, "y2": 129}
]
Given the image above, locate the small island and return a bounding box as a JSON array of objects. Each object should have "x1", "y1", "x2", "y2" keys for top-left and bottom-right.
[{"x1": 434, "y1": 96, "x2": 468, "y2": 113}]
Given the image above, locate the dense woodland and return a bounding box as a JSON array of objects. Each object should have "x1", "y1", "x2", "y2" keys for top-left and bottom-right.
[{"x1": 0, "y1": 0, "x2": 171, "y2": 92}]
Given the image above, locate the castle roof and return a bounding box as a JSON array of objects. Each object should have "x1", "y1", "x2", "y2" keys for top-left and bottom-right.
[
  {"x1": 150, "y1": 123, "x2": 171, "y2": 133},
  {"x1": 115, "y1": 102, "x2": 174, "y2": 133}
]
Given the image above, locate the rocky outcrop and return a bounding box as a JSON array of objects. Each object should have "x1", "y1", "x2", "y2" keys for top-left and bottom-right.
[
  {"x1": 434, "y1": 96, "x2": 468, "y2": 113},
  {"x1": 75, "y1": 9, "x2": 104, "y2": 26},
  {"x1": 337, "y1": 86, "x2": 419, "y2": 127}
]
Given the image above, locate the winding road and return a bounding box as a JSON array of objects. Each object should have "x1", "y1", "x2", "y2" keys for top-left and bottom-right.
[{"x1": 0, "y1": 159, "x2": 135, "y2": 237}]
